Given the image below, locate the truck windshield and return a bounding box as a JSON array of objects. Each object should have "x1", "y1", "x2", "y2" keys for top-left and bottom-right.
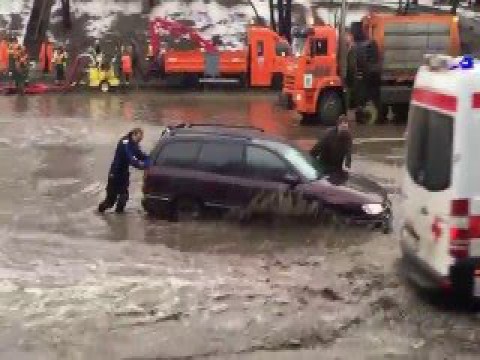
[{"x1": 292, "y1": 37, "x2": 307, "y2": 57}]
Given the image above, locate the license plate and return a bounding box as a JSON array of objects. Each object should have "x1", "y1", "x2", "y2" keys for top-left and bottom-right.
[
  {"x1": 469, "y1": 240, "x2": 480, "y2": 257},
  {"x1": 474, "y1": 277, "x2": 480, "y2": 298}
]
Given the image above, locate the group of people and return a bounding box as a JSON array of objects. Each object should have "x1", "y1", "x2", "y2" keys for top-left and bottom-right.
[
  {"x1": 39, "y1": 39, "x2": 68, "y2": 84},
  {"x1": 0, "y1": 37, "x2": 29, "y2": 91},
  {"x1": 89, "y1": 41, "x2": 134, "y2": 85},
  {"x1": 98, "y1": 116, "x2": 353, "y2": 214}
]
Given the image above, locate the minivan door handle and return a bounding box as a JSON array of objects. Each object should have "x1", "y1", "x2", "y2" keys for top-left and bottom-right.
[{"x1": 420, "y1": 206, "x2": 429, "y2": 215}]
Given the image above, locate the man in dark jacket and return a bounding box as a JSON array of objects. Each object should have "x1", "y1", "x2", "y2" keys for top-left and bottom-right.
[
  {"x1": 310, "y1": 115, "x2": 352, "y2": 174},
  {"x1": 98, "y1": 128, "x2": 150, "y2": 213}
]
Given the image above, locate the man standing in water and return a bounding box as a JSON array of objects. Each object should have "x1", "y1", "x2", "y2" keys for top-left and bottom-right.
[
  {"x1": 98, "y1": 128, "x2": 150, "y2": 214},
  {"x1": 310, "y1": 114, "x2": 353, "y2": 174}
]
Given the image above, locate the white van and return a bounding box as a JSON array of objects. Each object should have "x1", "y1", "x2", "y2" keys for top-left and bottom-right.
[{"x1": 400, "y1": 54, "x2": 480, "y2": 298}]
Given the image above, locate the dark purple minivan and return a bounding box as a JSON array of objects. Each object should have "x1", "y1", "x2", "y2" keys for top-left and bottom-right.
[{"x1": 142, "y1": 124, "x2": 391, "y2": 231}]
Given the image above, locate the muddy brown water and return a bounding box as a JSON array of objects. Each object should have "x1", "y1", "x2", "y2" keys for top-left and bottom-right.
[{"x1": 0, "y1": 91, "x2": 478, "y2": 360}]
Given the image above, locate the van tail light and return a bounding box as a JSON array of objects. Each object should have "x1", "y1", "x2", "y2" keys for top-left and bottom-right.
[{"x1": 449, "y1": 199, "x2": 480, "y2": 259}]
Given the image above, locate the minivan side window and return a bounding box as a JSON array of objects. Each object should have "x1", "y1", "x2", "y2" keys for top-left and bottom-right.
[
  {"x1": 246, "y1": 145, "x2": 290, "y2": 181},
  {"x1": 197, "y1": 142, "x2": 244, "y2": 175},
  {"x1": 407, "y1": 105, "x2": 453, "y2": 191},
  {"x1": 155, "y1": 141, "x2": 201, "y2": 168}
]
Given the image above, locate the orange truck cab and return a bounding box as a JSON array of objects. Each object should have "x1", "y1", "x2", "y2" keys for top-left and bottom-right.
[
  {"x1": 161, "y1": 25, "x2": 290, "y2": 88},
  {"x1": 284, "y1": 11, "x2": 460, "y2": 125},
  {"x1": 281, "y1": 25, "x2": 343, "y2": 126}
]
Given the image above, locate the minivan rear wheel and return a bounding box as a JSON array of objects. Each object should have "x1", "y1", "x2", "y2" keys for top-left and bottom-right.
[{"x1": 172, "y1": 196, "x2": 202, "y2": 221}]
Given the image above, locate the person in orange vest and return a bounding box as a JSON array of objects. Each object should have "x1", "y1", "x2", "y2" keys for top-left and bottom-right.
[
  {"x1": 0, "y1": 36, "x2": 8, "y2": 74},
  {"x1": 8, "y1": 39, "x2": 20, "y2": 84},
  {"x1": 52, "y1": 46, "x2": 67, "y2": 84},
  {"x1": 121, "y1": 49, "x2": 133, "y2": 85},
  {"x1": 39, "y1": 39, "x2": 54, "y2": 74}
]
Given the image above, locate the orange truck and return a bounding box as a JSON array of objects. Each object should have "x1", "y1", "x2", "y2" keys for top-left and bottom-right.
[
  {"x1": 282, "y1": 12, "x2": 460, "y2": 125},
  {"x1": 150, "y1": 18, "x2": 290, "y2": 89}
]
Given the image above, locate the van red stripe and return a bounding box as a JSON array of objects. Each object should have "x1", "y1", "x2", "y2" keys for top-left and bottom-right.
[
  {"x1": 412, "y1": 88, "x2": 457, "y2": 112},
  {"x1": 472, "y1": 93, "x2": 480, "y2": 108}
]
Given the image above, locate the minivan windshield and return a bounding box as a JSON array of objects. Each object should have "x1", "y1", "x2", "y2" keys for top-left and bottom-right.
[{"x1": 264, "y1": 141, "x2": 323, "y2": 181}]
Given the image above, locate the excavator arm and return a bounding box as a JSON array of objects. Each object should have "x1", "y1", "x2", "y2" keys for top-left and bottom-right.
[{"x1": 149, "y1": 17, "x2": 217, "y2": 56}]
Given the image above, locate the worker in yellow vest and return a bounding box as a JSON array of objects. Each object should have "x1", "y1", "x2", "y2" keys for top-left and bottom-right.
[
  {"x1": 146, "y1": 40, "x2": 154, "y2": 61},
  {"x1": 15, "y1": 46, "x2": 28, "y2": 93},
  {"x1": 52, "y1": 46, "x2": 68, "y2": 84}
]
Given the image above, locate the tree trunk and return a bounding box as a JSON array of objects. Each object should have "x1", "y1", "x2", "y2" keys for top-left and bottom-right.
[
  {"x1": 451, "y1": 0, "x2": 460, "y2": 14},
  {"x1": 277, "y1": 0, "x2": 285, "y2": 38},
  {"x1": 269, "y1": 0, "x2": 276, "y2": 32},
  {"x1": 247, "y1": 0, "x2": 261, "y2": 24},
  {"x1": 61, "y1": 0, "x2": 71, "y2": 30},
  {"x1": 284, "y1": 0, "x2": 292, "y2": 43},
  {"x1": 24, "y1": 0, "x2": 54, "y2": 58}
]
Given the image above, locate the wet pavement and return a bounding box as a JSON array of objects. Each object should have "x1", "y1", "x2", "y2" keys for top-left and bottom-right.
[{"x1": 0, "y1": 92, "x2": 479, "y2": 359}]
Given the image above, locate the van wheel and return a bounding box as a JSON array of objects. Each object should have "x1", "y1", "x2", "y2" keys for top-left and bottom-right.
[
  {"x1": 271, "y1": 73, "x2": 283, "y2": 90},
  {"x1": 393, "y1": 104, "x2": 409, "y2": 124},
  {"x1": 318, "y1": 91, "x2": 343, "y2": 126},
  {"x1": 172, "y1": 196, "x2": 202, "y2": 221},
  {"x1": 100, "y1": 81, "x2": 110, "y2": 93}
]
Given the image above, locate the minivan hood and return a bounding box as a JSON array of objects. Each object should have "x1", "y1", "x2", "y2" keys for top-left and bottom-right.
[{"x1": 302, "y1": 171, "x2": 386, "y2": 205}]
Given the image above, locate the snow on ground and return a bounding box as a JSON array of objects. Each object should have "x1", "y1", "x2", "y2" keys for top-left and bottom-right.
[
  {"x1": 0, "y1": 0, "x2": 34, "y2": 42},
  {"x1": 70, "y1": 0, "x2": 142, "y2": 39},
  {"x1": 0, "y1": 0, "x2": 478, "y2": 49},
  {"x1": 151, "y1": 1, "x2": 271, "y2": 49}
]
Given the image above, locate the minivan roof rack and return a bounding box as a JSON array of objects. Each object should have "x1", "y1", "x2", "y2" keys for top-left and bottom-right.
[
  {"x1": 186, "y1": 123, "x2": 265, "y2": 132},
  {"x1": 164, "y1": 123, "x2": 265, "y2": 132}
]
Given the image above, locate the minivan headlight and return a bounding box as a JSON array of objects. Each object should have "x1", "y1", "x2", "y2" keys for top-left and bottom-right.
[{"x1": 362, "y1": 203, "x2": 383, "y2": 215}]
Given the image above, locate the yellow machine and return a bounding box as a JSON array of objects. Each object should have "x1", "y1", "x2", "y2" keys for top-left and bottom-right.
[{"x1": 88, "y1": 65, "x2": 120, "y2": 92}]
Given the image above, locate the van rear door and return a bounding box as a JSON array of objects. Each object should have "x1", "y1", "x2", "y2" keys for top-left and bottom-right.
[{"x1": 404, "y1": 104, "x2": 454, "y2": 277}]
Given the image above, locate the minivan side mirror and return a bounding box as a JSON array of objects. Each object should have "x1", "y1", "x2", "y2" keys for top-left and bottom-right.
[{"x1": 283, "y1": 173, "x2": 301, "y2": 187}]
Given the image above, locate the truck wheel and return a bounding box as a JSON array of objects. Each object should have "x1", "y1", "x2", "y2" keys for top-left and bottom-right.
[
  {"x1": 100, "y1": 81, "x2": 109, "y2": 93},
  {"x1": 300, "y1": 113, "x2": 316, "y2": 125},
  {"x1": 172, "y1": 196, "x2": 203, "y2": 222},
  {"x1": 271, "y1": 73, "x2": 283, "y2": 90},
  {"x1": 318, "y1": 91, "x2": 343, "y2": 126}
]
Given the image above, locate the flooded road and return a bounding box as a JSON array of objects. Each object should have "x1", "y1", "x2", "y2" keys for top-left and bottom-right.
[{"x1": 0, "y1": 92, "x2": 478, "y2": 359}]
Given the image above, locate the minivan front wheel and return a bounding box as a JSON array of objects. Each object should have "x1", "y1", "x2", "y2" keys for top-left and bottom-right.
[{"x1": 172, "y1": 196, "x2": 202, "y2": 221}]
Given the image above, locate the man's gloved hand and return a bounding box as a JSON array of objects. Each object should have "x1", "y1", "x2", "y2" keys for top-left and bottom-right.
[{"x1": 142, "y1": 158, "x2": 152, "y2": 169}]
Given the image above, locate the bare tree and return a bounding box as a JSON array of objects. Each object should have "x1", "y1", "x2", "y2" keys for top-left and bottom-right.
[
  {"x1": 247, "y1": 0, "x2": 261, "y2": 24},
  {"x1": 451, "y1": 0, "x2": 460, "y2": 14},
  {"x1": 269, "y1": 0, "x2": 277, "y2": 32},
  {"x1": 285, "y1": 0, "x2": 292, "y2": 43}
]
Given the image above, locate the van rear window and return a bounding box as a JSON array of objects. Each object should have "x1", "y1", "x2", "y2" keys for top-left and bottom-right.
[{"x1": 406, "y1": 105, "x2": 453, "y2": 192}]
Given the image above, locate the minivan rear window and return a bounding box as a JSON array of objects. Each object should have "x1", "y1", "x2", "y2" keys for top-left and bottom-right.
[
  {"x1": 197, "y1": 142, "x2": 244, "y2": 175},
  {"x1": 156, "y1": 141, "x2": 200, "y2": 168},
  {"x1": 406, "y1": 105, "x2": 453, "y2": 191}
]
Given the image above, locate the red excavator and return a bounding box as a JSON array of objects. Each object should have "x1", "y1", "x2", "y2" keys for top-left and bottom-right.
[{"x1": 149, "y1": 17, "x2": 290, "y2": 89}]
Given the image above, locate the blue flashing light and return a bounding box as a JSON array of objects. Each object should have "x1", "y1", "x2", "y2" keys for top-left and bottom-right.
[{"x1": 459, "y1": 55, "x2": 474, "y2": 69}]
